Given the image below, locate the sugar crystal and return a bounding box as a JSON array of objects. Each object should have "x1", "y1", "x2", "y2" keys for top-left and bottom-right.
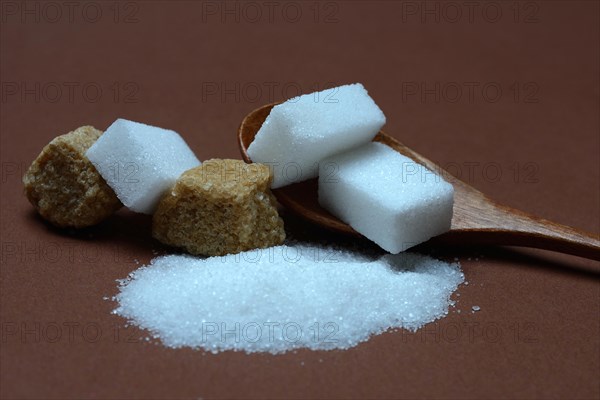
[{"x1": 113, "y1": 243, "x2": 464, "y2": 354}]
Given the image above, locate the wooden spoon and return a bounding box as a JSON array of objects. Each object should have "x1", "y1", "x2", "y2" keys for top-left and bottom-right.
[{"x1": 238, "y1": 103, "x2": 600, "y2": 261}]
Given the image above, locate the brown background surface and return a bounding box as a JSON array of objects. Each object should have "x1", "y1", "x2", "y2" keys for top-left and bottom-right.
[{"x1": 1, "y1": 1, "x2": 599, "y2": 399}]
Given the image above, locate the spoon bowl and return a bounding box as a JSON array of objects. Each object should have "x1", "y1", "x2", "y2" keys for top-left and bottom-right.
[{"x1": 239, "y1": 103, "x2": 600, "y2": 260}]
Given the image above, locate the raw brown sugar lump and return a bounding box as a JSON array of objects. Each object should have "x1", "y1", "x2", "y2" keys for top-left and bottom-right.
[
  {"x1": 153, "y1": 159, "x2": 285, "y2": 256},
  {"x1": 23, "y1": 126, "x2": 122, "y2": 228}
]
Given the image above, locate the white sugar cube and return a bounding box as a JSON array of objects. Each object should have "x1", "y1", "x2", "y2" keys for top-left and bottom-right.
[
  {"x1": 318, "y1": 142, "x2": 454, "y2": 253},
  {"x1": 247, "y1": 83, "x2": 386, "y2": 188},
  {"x1": 86, "y1": 119, "x2": 200, "y2": 214}
]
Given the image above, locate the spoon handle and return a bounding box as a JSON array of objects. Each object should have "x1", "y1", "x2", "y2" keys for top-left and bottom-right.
[{"x1": 446, "y1": 198, "x2": 600, "y2": 261}]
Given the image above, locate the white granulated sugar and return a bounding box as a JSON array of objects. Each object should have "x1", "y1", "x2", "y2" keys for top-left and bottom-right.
[
  {"x1": 86, "y1": 118, "x2": 200, "y2": 214},
  {"x1": 247, "y1": 83, "x2": 386, "y2": 188},
  {"x1": 318, "y1": 142, "x2": 454, "y2": 253},
  {"x1": 113, "y1": 244, "x2": 463, "y2": 354}
]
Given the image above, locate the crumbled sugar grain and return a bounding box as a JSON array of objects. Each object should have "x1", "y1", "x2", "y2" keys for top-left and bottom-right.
[
  {"x1": 113, "y1": 243, "x2": 464, "y2": 354},
  {"x1": 247, "y1": 83, "x2": 386, "y2": 188},
  {"x1": 472, "y1": 305, "x2": 481, "y2": 312}
]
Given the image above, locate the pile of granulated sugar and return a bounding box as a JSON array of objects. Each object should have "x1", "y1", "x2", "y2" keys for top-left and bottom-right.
[{"x1": 113, "y1": 243, "x2": 464, "y2": 354}]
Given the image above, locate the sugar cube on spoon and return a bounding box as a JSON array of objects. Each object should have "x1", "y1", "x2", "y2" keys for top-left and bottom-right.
[
  {"x1": 247, "y1": 83, "x2": 386, "y2": 188},
  {"x1": 318, "y1": 142, "x2": 454, "y2": 253}
]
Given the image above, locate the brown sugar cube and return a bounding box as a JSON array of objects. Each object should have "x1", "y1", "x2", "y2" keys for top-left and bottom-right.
[
  {"x1": 153, "y1": 159, "x2": 285, "y2": 256},
  {"x1": 23, "y1": 126, "x2": 122, "y2": 228}
]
